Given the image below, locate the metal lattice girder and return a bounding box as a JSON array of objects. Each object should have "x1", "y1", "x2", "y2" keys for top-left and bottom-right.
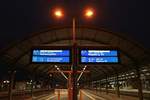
[{"x1": 0, "y1": 27, "x2": 150, "y2": 83}]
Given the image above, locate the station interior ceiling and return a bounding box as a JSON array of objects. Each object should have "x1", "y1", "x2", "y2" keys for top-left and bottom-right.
[{"x1": 0, "y1": 27, "x2": 150, "y2": 83}]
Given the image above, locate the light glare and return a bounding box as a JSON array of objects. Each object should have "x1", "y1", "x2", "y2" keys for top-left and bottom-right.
[
  {"x1": 54, "y1": 9, "x2": 63, "y2": 18},
  {"x1": 85, "y1": 8, "x2": 94, "y2": 18}
]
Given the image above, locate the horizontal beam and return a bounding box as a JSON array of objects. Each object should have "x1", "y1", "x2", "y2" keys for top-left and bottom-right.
[{"x1": 48, "y1": 70, "x2": 90, "y2": 74}]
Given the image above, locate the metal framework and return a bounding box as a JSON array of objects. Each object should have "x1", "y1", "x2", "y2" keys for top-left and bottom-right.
[{"x1": 0, "y1": 26, "x2": 150, "y2": 82}]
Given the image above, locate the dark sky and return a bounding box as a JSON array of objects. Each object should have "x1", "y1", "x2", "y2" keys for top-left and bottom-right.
[{"x1": 0, "y1": 0, "x2": 149, "y2": 49}]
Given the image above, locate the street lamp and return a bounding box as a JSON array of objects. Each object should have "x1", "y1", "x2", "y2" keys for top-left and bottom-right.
[
  {"x1": 53, "y1": 8, "x2": 64, "y2": 19},
  {"x1": 84, "y1": 8, "x2": 94, "y2": 18},
  {"x1": 53, "y1": 7, "x2": 94, "y2": 100}
]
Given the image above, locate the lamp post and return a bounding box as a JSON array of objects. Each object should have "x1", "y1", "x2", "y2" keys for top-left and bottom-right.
[{"x1": 53, "y1": 8, "x2": 94, "y2": 100}]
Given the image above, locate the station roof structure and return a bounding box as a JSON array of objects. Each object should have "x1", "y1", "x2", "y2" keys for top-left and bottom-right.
[{"x1": 0, "y1": 26, "x2": 150, "y2": 82}]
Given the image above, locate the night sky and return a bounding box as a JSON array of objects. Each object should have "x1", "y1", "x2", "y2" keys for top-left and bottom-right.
[{"x1": 0, "y1": 0, "x2": 149, "y2": 49}]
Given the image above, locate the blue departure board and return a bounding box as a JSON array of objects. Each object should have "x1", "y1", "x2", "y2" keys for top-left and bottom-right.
[
  {"x1": 80, "y1": 50, "x2": 119, "y2": 63},
  {"x1": 32, "y1": 50, "x2": 71, "y2": 63}
]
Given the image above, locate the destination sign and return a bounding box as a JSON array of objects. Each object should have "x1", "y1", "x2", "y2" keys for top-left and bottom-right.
[
  {"x1": 80, "y1": 49, "x2": 119, "y2": 63},
  {"x1": 31, "y1": 50, "x2": 71, "y2": 63},
  {"x1": 81, "y1": 50, "x2": 117, "y2": 56},
  {"x1": 81, "y1": 57, "x2": 118, "y2": 63}
]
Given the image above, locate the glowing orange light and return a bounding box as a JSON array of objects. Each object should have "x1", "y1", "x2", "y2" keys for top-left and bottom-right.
[
  {"x1": 54, "y1": 9, "x2": 63, "y2": 18},
  {"x1": 84, "y1": 8, "x2": 94, "y2": 18}
]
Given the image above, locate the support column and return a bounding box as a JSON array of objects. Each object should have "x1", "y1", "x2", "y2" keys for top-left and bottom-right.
[
  {"x1": 116, "y1": 74, "x2": 120, "y2": 98},
  {"x1": 51, "y1": 74, "x2": 54, "y2": 89},
  {"x1": 72, "y1": 17, "x2": 78, "y2": 100},
  {"x1": 58, "y1": 89, "x2": 60, "y2": 100},
  {"x1": 96, "y1": 81, "x2": 98, "y2": 94},
  {"x1": 136, "y1": 68, "x2": 143, "y2": 100},
  {"x1": 8, "y1": 70, "x2": 16, "y2": 100},
  {"x1": 30, "y1": 76, "x2": 35, "y2": 100},
  {"x1": 68, "y1": 73, "x2": 72, "y2": 100},
  {"x1": 31, "y1": 80, "x2": 33, "y2": 100},
  {"x1": 49, "y1": 74, "x2": 52, "y2": 90},
  {"x1": 105, "y1": 76, "x2": 108, "y2": 94},
  {"x1": 99, "y1": 80, "x2": 101, "y2": 93},
  {"x1": 79, "y1": 90, "x2": 83, "y2": 100}
]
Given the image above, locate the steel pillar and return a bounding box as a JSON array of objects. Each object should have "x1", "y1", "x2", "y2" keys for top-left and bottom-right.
[
  {"x1": 68, "y1": 73, "x2": 72, "y2": 100},
  {"x1": 8, "y1": 70, "x2": 15, "y2": 100},
  {"x1": 8, "y1": 71, "x2": 16, "y2": 100},
  {"x1": 72, "y1": 43, "x2": 78, "y2": 100},
  {"x1": 116, "y1": 74, "x2": 120, "y2": 98},
  {"x1": 106, "y1": 76, "x2": 108, "y2": 94},
  {"x1": 30, "y1": 76, "x2": 34, "y2": 100},
  {"x1": 72, "y1": 18, "x2": 78, "y2": 100},
  {"x1": 99, "y1": 80, "x2": 101, "y2": 93},
  {"x1": 136, "y1": 68, "x2": 143, "y2": 100}
]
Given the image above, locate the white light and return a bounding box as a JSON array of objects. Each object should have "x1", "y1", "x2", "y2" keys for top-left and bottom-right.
[
  {"x1": 130, "y1": 72, "x2": 134, "y2": 75},
  {"x1": 55, "y1": 65, "x2": 57, "y2": 68},
  {"x1": 6, "y1": 80, "x2": 9, "y2": 83},
  {"x1": 89, "y1": 50, "x2": 110, "y2": 53},
  {"x1": 3, "y1": 81, "x2": 6, "y2": 83},
  {"x1": 142, "y1": 69, "x2": 148, "y2": 72},
  {"x1": 57, "y1": 68, "x2": 59, "y2": 70},
  {"x1": 49, "y1": 74, "x2": 52, "y2": 77},
  {"x1": 122, "y1": 75, "x2": 125, "y2": 77}
]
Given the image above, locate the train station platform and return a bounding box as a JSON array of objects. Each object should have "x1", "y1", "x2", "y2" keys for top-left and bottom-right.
[
  {"x1": 25, "y1": 89, "x2": 150, "y2": 100},
  {"x1": 32, "y1": 89, "x2": 150, "y2": 100},
  {"x1": 0, "y1": 23, "x2": 150, "y2": 100},
  {"x1": 1, "y1": 88, "x2": 149, "y2": 100},
  {"x1": 27, "y1": 89, "x2": 109, "y2": 100}
]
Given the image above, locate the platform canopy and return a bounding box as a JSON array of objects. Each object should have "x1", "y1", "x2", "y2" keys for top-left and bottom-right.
[{"x1": 0, "y1": 26, "x2": 150, "y2": 82}]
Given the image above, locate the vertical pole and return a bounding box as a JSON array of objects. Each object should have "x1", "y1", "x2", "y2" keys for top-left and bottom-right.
[
  {"x1": 51, "y1": 74, "x2": 54, "y2": 89},
  {"x1": 116, "y1": 74, "x2": 120, "y2": 98},
  {"x1": 31, "y1": 75, "x2": 34, "y2": 100},
  {"x1": 136, "y1": 68, "x2": 143, "y2": 100},
  {"x1": 68, "y1": 73, "x2": 72, "y2": 100},
  {"x1": 58, "y1": 89, "x2": 60, "y2": 100},
  {"x1": 79, "y1": 90, "x2": 83, "y2": 100},
  {"x1": 99, "y1": 80, "x2": 101, "y2": 93},
  {"x1": 72, "y1": 17, "x2": 78, "y2": 100},
  {"x1": 31, "y1": 80, "x2": 33, "y2": 100},
  {"x1": 8, "y1": 70, "x2": 15, "y2": 100},
  {"x1": 88, "y1": 73, "x2": 91, "y2": 89},
  {"x1": 96, "y1": 81, "x2": 98, "y2": 94},
  {"x1": 106, "y1": 76, "x2": 108, "y2": 94},
  {"x1": 73, "y1": 18, "x2": 76, "y2": 44}
]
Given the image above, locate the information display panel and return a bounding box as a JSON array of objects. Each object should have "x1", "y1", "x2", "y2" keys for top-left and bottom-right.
[
  {"x1": 31, "y1": 49, "x2": 71, "y2": 64},
  {"x1": 80, "y1": 49, "x2": 119, "y2": 64}
]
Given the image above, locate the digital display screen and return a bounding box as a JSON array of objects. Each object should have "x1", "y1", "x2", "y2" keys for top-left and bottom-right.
[
  {"x1": 32, "y1": 50, "x2": 71, "y2": 63},
  {"x1": 81, "y1": 50, "x2": 118, "y2": 56},
  {"x1": 80, "y1": 50, "x2": 119, "y2": 63}
]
